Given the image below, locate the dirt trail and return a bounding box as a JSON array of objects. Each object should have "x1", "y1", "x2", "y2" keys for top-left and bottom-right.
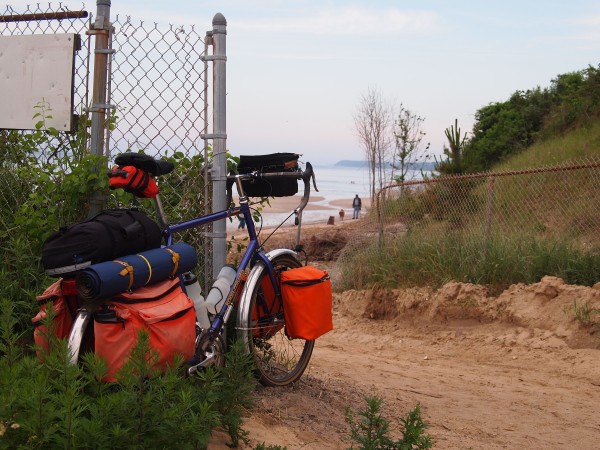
[{"x1": 222, "y1": 276, "x2": 600, "y2": 449}]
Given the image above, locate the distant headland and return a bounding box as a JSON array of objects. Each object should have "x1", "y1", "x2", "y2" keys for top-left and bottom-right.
[
  {"x1": 334, "y1": 160, "x2": 368, "y2": 167},
  {"x1": 334, "y1": 160, "x2": 437, "y2": 171}
]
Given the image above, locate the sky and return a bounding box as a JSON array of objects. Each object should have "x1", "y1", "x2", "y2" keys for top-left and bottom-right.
[{"x1": 7, "y1": 1, "x2": 600, "y2": 165}]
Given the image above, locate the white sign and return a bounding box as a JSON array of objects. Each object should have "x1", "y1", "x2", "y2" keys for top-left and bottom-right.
[{"x1": 0, "y1": 33, "x2": 77, "y2": 131}]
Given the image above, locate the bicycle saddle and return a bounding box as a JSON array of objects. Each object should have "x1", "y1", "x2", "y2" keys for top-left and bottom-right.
[{"x1": 114, "y1": 153, "x2": 175, "y2": 176}]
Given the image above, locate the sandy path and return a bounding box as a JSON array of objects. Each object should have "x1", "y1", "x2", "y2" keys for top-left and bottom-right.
[
  {"x1": 305, "y1": 319, "x2": 600, "y2": 449},
  {"x1": 210, "y1": 278, "x2": 600, "y2": 449}
]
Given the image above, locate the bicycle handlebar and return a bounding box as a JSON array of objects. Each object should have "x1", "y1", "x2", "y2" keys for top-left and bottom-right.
[
  {"x1": 108, "y1": 152, "x2": 318, "y2": 229},
  {"x1": 226, "y1": 162, "x2": 318, "y2": 218}
]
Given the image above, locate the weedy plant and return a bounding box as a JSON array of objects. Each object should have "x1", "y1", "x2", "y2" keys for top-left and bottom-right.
[
  {"x1": 345, "y1": 395, "x2": 433, "y2": 450},
  {"x1": 567, "y1": 300, "x2": 600, "y2": 326},
  {"x1": 253, "y1": 444, "x2": 288, "y2": 450},
  {"x1": 568, "y1": 301, "x2": 600, "y2": 346}
]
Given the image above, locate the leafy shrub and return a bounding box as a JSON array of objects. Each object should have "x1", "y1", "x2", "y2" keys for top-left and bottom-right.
[
  {"x1": 0, "y1": 301, "x2": 257, "y2": 449},
  {"x1": 462, "y1": 65, "x2": 600, "y2": 172},
  {"x1": 0, "y1": 106, "x2": 105, "y2": 328}
]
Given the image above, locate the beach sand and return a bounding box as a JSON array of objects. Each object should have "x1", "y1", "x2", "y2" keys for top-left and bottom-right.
[
  {"x1": 242, "y1": 195, "x2": 371, "y2": 213},
  {"x1": 227, "y1": 194, "x2": 371, "y2": 233},
  {"x1": 227, "y1": 195, "x2": 370, "y2": 234},
  {"x1": 254, "y1": 195, "x2": 369, "y2": 229}
]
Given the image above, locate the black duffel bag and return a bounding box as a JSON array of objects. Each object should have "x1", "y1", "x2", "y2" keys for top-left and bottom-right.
[
  {"x1": 237, "y1": 152, "x2": 300, "y2": 197},
  {"x1": 42, "y1": 209, "x2": 163, "y2": 277}
]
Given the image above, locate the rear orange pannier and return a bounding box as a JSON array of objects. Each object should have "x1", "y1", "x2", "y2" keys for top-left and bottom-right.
[
  {"x1": 94, "y1": 278, "x2": 196, "y2": 382},
  {"x1": 281, "y1": 266, "x2": 333, "y2": 340},
  {"x1": 32, "y1": 278, "x2": 79, "y2": 355}
]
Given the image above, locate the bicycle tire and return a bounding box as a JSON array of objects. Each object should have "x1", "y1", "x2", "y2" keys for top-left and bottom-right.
[{"x1": 242, "y1": 254, "x2": 314, "y2": 386}]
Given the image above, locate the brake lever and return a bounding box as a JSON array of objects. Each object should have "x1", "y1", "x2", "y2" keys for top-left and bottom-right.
[
  {"x1": 311, "y1": 171, "x2": 319, "y2": 192},
  {"x1": 107, "y1": 168, "x2": 129, "y2": 178},
  {"x1": 302, "y1": 161, "x2": 318, "y2": 192}
]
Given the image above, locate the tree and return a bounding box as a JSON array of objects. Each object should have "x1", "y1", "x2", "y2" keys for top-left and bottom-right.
[
  {"x1": 391, "y1": 104, "x2": 430, "y2": 183},
  {"x1": 461, "y1": 100, "x2": 529, "y2": 172},
  {"x1": 354, "y1": 87, "x2": 392, "y2": 204},
  {"x1": 436, "y1": 119, "x2": 467, "y2": 175}
]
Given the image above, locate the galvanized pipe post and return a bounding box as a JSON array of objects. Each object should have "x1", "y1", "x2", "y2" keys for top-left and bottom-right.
[
  {"x1": 88, "y1": 0, "x2": 112, "y2": 216},
  {"x1": 207, "y1": 13, "x2": 227, "y2": 278},
  {"x1": 484, "y1": 176, "x2": 496, "y2": 261}
]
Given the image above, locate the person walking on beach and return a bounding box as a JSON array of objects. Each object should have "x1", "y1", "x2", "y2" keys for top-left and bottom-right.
[
  {"x1": 237, "y1": 215, "x2": 246, "y2": 230},
  {"x1": 352, "y1": 194, "x2": 362, "y2": 219}
]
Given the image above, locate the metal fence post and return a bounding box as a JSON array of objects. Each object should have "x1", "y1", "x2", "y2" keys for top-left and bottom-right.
[
  {"x1": 377, "y1": 189, "x2": 385, "y2": 248},
  {"x1": 88, "y1": 0, "x2": 112, "y2": 216},
  {"x1": 484, "y1": 175, "x2": 496, "y2": 261},
  {"x1": 208, "y1": 13, "x2": 227, "y2": 278}
]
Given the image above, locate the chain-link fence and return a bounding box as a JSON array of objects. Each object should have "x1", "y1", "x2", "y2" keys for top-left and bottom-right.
[
  {"x1": 333, "y1": 157, "x2": 600, "y2": 290},
  {"x1": 108, "y1": 12, "x2": 212, "y2": 284},
  {"x1": 0, "y1": 2, "x2": 214, "y2": 288}
]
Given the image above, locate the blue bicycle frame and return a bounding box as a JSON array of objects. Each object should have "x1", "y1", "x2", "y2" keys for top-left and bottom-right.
[
  {"x1": 166, "y1": 166, "x2": 316, "y2": 365},
  {"x1": 166, "y1": 195, "x2": 276, "y2": 342}
]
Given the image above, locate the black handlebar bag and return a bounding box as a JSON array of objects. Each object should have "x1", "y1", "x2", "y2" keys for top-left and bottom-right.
[
  {"x1": 42, "y1": 209, "x2": 162, "y2": 277},
  {"x1": 237, "y1": 153, "x2": 300, "y2": 197}
]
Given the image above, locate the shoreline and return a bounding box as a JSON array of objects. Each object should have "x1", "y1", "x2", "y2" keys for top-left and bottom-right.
[
  {"x1": 243, "y1": 195, "x2": 371, "y2": 213},
  {"x1": 227, "y1": 195, "x2": 370, "y2": 232}
]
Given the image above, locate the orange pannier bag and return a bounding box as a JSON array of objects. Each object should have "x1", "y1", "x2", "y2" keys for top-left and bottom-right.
[
  {"x1": 32, "y1": 278, "x2": 79, "y2": 355},
  {"x1": 94, "y1": 278, "x2": 196, "y2": 382},
  {"x1": 280, "y1": 266, "x2": 333, "y2": 340}
]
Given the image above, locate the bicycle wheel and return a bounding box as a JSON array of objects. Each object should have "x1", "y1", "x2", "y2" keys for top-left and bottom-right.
[{"x1": 242, "y1": 254, "x2": 314, "y2": 386}]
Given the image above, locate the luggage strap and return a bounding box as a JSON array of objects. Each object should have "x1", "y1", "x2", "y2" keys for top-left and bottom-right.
[
  {"x1": 164, "y1": 248, "x2": 180, "y2": 277},
  {"x1": 136, "y1": 253, "x2": 153, "y2": 285},
  {"x1": 114, "y1": 260, "x2": 134, "y2": 290}
]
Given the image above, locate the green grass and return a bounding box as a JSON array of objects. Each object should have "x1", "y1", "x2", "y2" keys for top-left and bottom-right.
[{"x1": 339, "y1": 228, "x2": 600, "y2": 292}]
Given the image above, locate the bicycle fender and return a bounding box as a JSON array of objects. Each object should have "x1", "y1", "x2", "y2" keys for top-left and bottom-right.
[
  {"x1": 236, "y1": 248, "x2": 298, "y2": 348},
  {"x1": 67, "y1": 309, "x2": 93, "y2": 364}
]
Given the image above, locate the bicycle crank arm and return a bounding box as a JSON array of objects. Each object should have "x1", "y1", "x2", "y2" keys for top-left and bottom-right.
[
  {"x1": 187, "y1": 333, "x2": 225, "y2": 376},
  {"x1": 186, "y1": 351, "x2": 217, "y2": 376}
]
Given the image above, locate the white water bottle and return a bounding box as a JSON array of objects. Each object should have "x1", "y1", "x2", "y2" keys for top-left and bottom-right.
[
  {"x1": 182, "y1": 272, "x2": 210, "y2": 329},
  {"x1": 205, "y1": 265, "x2": 237, "y2": 315}
]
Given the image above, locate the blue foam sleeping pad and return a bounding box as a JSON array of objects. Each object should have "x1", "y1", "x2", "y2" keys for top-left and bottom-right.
[{"x1": 75, "y1": 242, "x2": 197, "y2": 302}]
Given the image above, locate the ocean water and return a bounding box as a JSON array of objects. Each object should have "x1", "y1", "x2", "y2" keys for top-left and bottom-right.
[
  {"x1": 313, "y1": 165, "x2": 371, "y2": 201},
  {"x1": 311, "y1": 164, "x2": 428, "y2": 201},
  {"x1": 255, "y1": 165, "x2": 367, "y2": 228},
  {"x1": 234, "y1": 164, "x2": 426, "y2": 229}
]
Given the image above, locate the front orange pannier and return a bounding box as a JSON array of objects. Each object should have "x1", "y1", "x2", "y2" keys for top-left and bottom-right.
[
  {"x1": 94, "y1": 278, "x2": 196, "y2": 382},
  {"x1": 281, "y1": 266, "x2": 333, "y2": 340}
]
